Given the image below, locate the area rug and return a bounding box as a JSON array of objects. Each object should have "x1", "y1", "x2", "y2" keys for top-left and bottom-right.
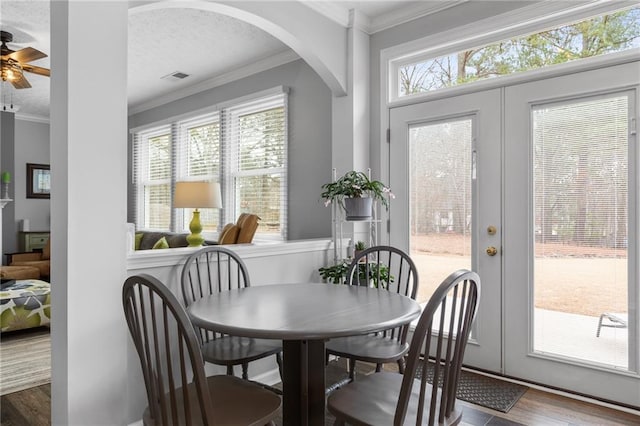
[
  {"x1": 0, "y1": 327, "x2": 51, "y2": 395},
  {"x1": 416, "y1": 362, "x2": 528, "y2": 413}
]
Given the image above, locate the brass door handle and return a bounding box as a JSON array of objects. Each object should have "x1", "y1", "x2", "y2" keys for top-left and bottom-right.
[{"x1": 486, "y1": 246, "x2": 498, "y2": 256}]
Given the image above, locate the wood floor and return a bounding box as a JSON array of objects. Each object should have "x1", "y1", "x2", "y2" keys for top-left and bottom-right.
[{"x1": 2, "y1": 375, "x2": 639, "y2": 425}]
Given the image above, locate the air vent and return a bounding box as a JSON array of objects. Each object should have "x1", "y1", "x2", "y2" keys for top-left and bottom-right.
[{"x1": 161, "y1": 71, "x2": 190, "y2": 81}]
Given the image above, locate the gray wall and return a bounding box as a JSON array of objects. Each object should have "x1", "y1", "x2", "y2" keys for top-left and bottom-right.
[
  {"x1": 15, "y1": 119, "x2": 51, "y2": 234},
  {"x1": 128, "y1": 59, "x2": 333, "y2": 240},
  {"x1": 0, "y1": 115, "x2": 50, "y2": 256},
  {"x1": 1, "y1": 112, "x2": 16, "y2": 257}
]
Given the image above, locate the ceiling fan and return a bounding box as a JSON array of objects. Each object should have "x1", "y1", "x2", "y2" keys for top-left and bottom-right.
[{"x1": 1, "y1": 30, "x2": 50, "y2": 89}]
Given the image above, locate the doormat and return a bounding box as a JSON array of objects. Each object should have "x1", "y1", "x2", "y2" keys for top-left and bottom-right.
[{"x1": 416, "y1": 363, "x2": 528, "y2": 413}]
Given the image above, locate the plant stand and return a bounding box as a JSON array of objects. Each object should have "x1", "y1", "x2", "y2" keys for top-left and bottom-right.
[{"x1": 329, "y1": 168, "x2": 379, "y2": 277}]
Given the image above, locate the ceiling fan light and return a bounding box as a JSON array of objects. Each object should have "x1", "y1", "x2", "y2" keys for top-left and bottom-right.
[{"x1": 1, "y1": 59, "x2": 23, "y2": 82}]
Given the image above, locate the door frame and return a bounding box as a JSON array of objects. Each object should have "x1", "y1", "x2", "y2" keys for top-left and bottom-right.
[
  {"x1": 384, "y1": 58, "x2": 640, "y2": 407},
  {"x1": 389, "y1": 88, "x2": 503, "y2": 373},
  {"x1": 503, "y1": 60, "x2": 640, "y2": 407}
]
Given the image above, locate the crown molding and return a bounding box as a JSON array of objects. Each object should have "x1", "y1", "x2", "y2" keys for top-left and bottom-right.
[
  {"x1": 303, "y1": 1, "x2": 350, "y2": 28},
  {"x1": 303, "y1": 0, "x2": 469, "y2": 34},
  {"x1": 128, "y1": 50, "x2": 300, "y2": 115},
  {"x1": 367, "y1": 0, "x2": 468, "y2": 34}
]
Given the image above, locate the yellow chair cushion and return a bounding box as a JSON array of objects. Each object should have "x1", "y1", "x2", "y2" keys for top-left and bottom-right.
[
  {"x1": 218, "y1": 224, "x2": 240, "y2": 245},
  {"x1": 236, "y1": 214, "x2": 260, "y2": 244}
]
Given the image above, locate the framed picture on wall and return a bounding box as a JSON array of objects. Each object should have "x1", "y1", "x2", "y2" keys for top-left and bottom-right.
[{"x1": 26, "y1": 163, "x2": 50, "y2": 199}]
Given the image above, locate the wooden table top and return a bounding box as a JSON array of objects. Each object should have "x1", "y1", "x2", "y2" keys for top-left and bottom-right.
[{"x1": 187, "y1": 282, "x2": 421, "y2": 340}]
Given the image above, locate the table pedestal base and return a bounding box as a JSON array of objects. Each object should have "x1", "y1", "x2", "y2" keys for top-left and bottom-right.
[{"x1": 282, "y1": 339, "x2": 326, "y2": 426}]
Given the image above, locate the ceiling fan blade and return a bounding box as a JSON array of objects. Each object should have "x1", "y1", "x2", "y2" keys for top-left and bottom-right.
[
  {"x1": 11, "y1": 74, "x2": 32, "y2": 89},
  {"x1": 8, "y1": 46, "x2": 47, "y2": 63},
  {"x1": 22, "y1": 64, "x2": 50, "y2": 77}
]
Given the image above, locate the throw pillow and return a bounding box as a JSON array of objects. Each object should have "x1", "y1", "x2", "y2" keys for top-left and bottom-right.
[
  {"x1": 152, "y1": 236, "x2": 169, "y2": 249},
  {"x1": 134, "y1": 233, "x2": 143, "y2": 250}
]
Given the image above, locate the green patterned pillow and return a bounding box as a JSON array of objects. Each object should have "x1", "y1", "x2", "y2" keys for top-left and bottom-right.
[
  {"x1": 134, "y1": 233, "x2": 143, "y2": 250},
  {"x1": 152, "y1": 236, "x2": 169, "y2": 249}
]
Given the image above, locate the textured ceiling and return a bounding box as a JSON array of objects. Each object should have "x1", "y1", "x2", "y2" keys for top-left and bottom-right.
[
  {"x1": 127, "y1": 8, "x2": 291, "y2": 108},
  {"x1": 0, "y1": 1, "x2": 463, "y2": 120}
]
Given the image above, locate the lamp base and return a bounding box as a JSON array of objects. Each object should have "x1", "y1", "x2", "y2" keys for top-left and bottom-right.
[{"x1": 187, "y1": 210, "x2": 204, "y2": 247}]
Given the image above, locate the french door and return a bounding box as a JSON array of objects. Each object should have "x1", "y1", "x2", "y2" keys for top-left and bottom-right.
[
  {"x1": 389, "y1": 89, "x2": 503, "y2": 372},
  {"x1": 503, "y1": 62, "x2": 639, "y2": 406},
  {"x1": 389, "y1": 60, "x2": 639, "y2": 406}
]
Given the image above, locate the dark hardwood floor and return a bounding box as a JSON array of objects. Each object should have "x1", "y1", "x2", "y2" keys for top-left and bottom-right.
[
  {"x1": 1, "y1": 384, "x2": 51, "y2": 426},
  {"x1": 2, "y1": 372, "x2": 639, "y2": 425}
]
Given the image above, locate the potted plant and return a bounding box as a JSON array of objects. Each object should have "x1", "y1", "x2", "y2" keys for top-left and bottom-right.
[
  {"x1": 354, "y1": 241, "x2": 366, "y2": 259},
  {"x1": 321, "y1": 170, "x2": 394, "y2": 220},
  {"x1": 319, "y1": 258, "x2": 393, "y2": 288},
  {"x1": 319, "y1": 261, "x2": 350, "y2": 284}
]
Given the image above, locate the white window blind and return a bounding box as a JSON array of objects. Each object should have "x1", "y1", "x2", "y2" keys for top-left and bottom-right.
[
  {"x1": 222, "y1": 93, "x2": 288, "y2": 239},
  {"x1": 174, "y1": 113, "x2": 222, "y2": 233},
  {"x1": 133, "y1": 125, "x2": 172, "y2": 230},
  {"x1": 533, "y1": 94, "x2": 628, "y2": 249},
  {"x1": 132, "y1": 89, "x2": 288, "y2": 239}
]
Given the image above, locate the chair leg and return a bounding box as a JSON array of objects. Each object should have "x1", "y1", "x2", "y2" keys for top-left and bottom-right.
[
  {"x1": 348, "y1": 358, "x2": 356, "y2": 381},
  {"x1": 375, "y1": 363, "x2": 382, "y2": 373},
  {"x1": 397, "y1": 357, "x2": 406, "y2": 374},
  {"x1": 226, "y1": 365, "x2": 234, "y2": 376},
  {"x1": 276, "y1": 352, "x2": 283, "y2": 380},
  {"x1": 242, "y1": 362, "x2": 249, "y2": 380}
]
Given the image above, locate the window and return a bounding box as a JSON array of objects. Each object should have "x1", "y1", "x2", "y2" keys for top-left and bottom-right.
[
  {"x1": 134, "y1": 126, "x2": 172, "y2": 230},
  {"x1": 133, "y1": 89, "x2": 288, "y2": 240},
  {"x1": 176, "y1": 114, "x2": 221, "y2": 233},
  {"x1": 224, "y1": 96, "x2": 287, "y2": 238},
  {"x1": 390, "y1": 4, "x2": 640, "y2": 100}
]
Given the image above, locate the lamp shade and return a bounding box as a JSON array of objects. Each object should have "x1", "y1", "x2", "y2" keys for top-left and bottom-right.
[{"x1": 174, "y1": 181, "x2": 222, "y2": 209}]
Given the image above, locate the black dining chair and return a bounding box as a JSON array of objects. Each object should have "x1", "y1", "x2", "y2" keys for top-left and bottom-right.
[
  {"x1": 122, "y1": 273, "x2": 281, "y2": 426},
  {"x1": 327, "y1": 269, "x2": 480, "y2": 426},
  {"x1": 181, "y1": 246, "x2": 283, "y2": 380},
  {"x1": 326, "y1": 245, "x2": 419, "y2": 382}
]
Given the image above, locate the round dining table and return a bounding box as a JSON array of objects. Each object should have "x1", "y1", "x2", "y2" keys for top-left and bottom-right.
[{"x1": 187, "y1": 282, "x2": 421, "y2": 426}]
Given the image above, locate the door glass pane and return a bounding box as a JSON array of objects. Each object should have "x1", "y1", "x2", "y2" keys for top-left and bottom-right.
[
  {"x1": 409, "y1": 118, "x2": 473, "y2": 304},
  {"x1": 533, "y1": 95, "x2": 628, "y2": 370}
]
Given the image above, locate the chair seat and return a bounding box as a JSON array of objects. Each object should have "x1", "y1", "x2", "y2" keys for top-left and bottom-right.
[
  {"x1": 326, "y1": 334, "x2": 409, "y2": 364},
  {"x1": 143, "y1": 374, "x2": 281, "y2": 426},
  {"x1": 327, "y1": 371, "x2": 462, "y2": 426},
  {"x1": 201, "y1": 335, "x2": 282, "y2": 365}
]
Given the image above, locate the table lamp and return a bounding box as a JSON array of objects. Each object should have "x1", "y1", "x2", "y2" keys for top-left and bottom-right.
[{"x1": 174, "y1": 181, "x2": 222, "y2": 247}]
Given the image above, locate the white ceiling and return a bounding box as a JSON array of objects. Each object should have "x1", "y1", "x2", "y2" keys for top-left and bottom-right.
[{"x1": 0, "y1": 0, "x2": 464, "y2": 120}]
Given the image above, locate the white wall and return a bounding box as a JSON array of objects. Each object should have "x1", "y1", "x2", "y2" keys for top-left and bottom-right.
[{"x1": 50, "y1": 2, "x2": 129, "y2": 424}]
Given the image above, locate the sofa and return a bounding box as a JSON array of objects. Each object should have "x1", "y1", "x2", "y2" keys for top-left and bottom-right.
[
  {"x1": 135, "y1": 214, "x2": 260, "y2": 250},
  {"x1": 135, "y1": 231, "x2": 190, "y2": 250},
  {"x1": 8, "y1": 238, "x2": 51, "y2": 280}
]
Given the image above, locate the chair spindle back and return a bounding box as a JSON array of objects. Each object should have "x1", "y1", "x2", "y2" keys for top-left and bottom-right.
[
  {"x1": 122, "y1": 274, "x2": 215, "y2": 425},
  {"x1": 395, "y1": 269, "x2": 480, "y2": 426}
]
